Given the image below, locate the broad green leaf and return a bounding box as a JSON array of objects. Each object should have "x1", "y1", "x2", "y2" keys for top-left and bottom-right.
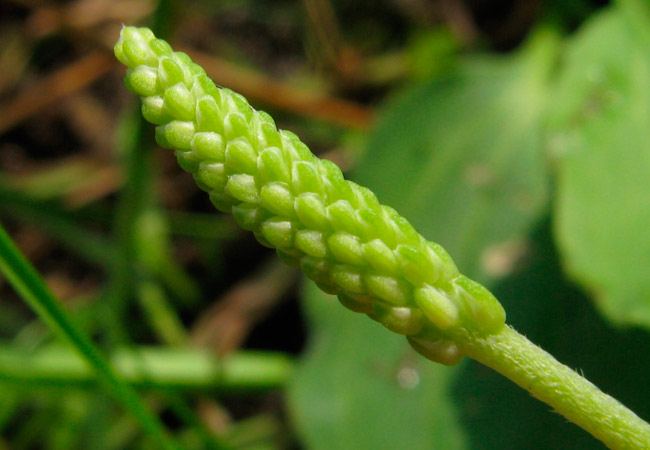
[
  {"x1": 548, "y1": 6, "x2": 650, "y2": 327},
  {"x1": 289, "y1": 31, "x2": 558, "y2": 450},
  {"x1": 352, "y1": 30, "x2": 556, "y2": 284},
  {"x1": 288, "y1": 283, "x2": 467, "y2": 450}
]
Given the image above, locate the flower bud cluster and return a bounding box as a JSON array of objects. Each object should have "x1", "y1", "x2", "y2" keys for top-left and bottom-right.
[{"x1": 115, "y1": 26, "x2": 506, "y2": 365}]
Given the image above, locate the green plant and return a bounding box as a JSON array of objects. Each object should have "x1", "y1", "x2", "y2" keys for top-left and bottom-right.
[
  {"x1": 113, "y1": 26, "x2": 650, "y2": 449},
  {"x1": 0, "y1": 225, "x2": 181, "y2": 450}
]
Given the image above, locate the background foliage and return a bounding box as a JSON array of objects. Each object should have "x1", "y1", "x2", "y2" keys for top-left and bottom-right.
[{"x1": 0, "y1": 0, "x2": 649, "y2": 449}]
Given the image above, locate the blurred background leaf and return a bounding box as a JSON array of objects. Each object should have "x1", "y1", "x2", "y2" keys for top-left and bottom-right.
[
  {"x1": 548, "y1": 2, "x2": 650, "y2": 328},
  {"x1": 352, "y1": 28, "x2": 556, "y2": 284},
  {"x1": 288, "y1": 283, "x2": 466, "y2": 450}
]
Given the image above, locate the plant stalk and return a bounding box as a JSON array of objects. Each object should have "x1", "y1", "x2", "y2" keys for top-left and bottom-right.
[
  {"x1": 0, "y1": 344, "x2": 292, "y2": 392},
  {"x1": 458, "y1": 325, "x2": 650, "y2": 450}
]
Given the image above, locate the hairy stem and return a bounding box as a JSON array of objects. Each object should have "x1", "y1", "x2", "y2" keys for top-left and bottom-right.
[{"x1": 458, "y1": 326, "x2": 650, "y2": 450}]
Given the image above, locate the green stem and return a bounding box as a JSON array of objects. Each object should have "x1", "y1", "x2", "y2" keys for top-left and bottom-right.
[
  {"x1": 458, "y1": 326, "x2": 650, "y2": 450},
  {"x1": 0, "y1": 224, "x2": 181, "y2": 450},
  {"x1": 137, "y1": 280, "x2": 189, "y2": 346},
  {"x1": 104, "y1": 0, "x2": 177, "y2": 342},
  {"x1": 105, "y1": 113, "x2": 154, "y2": 345},
  {"x1": 0, "y1": 344, "x2": 292, "y2": 392}
]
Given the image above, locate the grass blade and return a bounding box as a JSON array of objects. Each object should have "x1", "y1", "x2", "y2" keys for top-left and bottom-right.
[{"x1": 0, "y1": 224, "x2": 181, "y2": 450}]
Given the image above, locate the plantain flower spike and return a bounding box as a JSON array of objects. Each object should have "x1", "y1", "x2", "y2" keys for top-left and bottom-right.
[{"x1": 114, "y1": 26, "x2": 506, "y2": 365}]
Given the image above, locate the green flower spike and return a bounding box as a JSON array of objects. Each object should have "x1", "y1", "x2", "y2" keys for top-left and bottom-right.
[
  {"x1": 114, "y1": 26, "x2": 505, "y2": 366},
  {"x1": 114, "y1": 27, "x2": 650, "y2": 449}
]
